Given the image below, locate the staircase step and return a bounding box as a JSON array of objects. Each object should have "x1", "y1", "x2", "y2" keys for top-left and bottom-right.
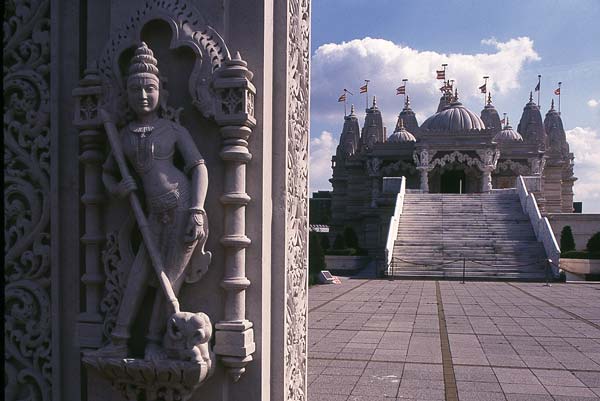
[{"x1": 388, "y1": 192, "x2": 548, "y2": 281}]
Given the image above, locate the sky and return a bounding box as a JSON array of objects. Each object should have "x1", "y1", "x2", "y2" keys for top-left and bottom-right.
[{"x1": 309, "y1": 0, "x2": 600, "y2": 212}]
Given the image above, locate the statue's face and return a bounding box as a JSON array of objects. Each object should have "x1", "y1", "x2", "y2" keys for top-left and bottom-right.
[{"x1": 127, "y1": 76, "x2": 160, "y2": 116}]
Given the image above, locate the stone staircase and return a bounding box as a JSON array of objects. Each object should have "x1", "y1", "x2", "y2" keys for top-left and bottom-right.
[{"x1": 388, "y1": 191, "x2": 549, "y2": 280}]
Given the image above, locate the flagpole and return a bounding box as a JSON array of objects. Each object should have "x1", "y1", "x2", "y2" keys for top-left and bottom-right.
[
  {"x1": 344, "y1": 89, "x2": 347, "y2": 116},
  {"x1": 537, "y1": 75, "x2": 541, "y2": 106},
  {"x1": 483, "y1": 76, "x2": 489, "y2": 107},
  {"x1": 558, "y1": 81, "x2": 562, "y2": 115},
  {"x1": 364, "y1": 80, "x2": 370, "y2": 110},
  {"x1": 402, "y1": 78, "x2": 408, "y2": 103}
]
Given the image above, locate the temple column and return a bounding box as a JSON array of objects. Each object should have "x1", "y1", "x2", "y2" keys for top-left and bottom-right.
[
  {"x1": 481, "y1": 167, "x2": 493, "y2": 192},
  {"x1": 418, "y1": 167, "x2": 430, "y2": 192}
]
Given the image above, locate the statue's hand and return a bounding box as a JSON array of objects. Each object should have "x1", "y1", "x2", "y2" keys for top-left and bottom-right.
[
  {"x1": 185, "y1": 210, "x2": 206, "y2": 243},
  {"x1": 115, "y1": 176, "x2": 137, "y2": 198}
]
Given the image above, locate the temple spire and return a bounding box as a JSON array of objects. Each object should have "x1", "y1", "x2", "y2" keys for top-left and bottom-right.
[
  {"x1": 550, "y1": 98, "x2": 555, "y2": 111},
  {"x1": 372, "y1": 95, "x2": 377, "y2": 108},
  {"x1": 487, "y1": 92, "x2": 492, "y2": 106},
  {"x1": 529, "y1": 91, "x2": 533, "y2": 102},
  {"x1": 350, "y1": 104, "x2": 355, "y2": 115}
]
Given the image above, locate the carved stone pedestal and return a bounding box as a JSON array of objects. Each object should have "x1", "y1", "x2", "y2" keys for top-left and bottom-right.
[{"x1": 83, "y1": 357, "x2": 211, "y2": 401}]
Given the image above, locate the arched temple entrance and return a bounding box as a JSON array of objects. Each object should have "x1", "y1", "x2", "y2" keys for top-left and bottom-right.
[{"x1": 441, "y1": 169, "x2": 466, "y2": 193}]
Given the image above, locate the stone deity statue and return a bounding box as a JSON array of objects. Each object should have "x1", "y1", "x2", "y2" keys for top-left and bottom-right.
[{"x1": 97, "y1": 42, "x2": 210, "y2": 362}]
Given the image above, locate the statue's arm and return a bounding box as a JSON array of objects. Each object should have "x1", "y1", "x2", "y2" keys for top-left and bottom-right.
[
  {"x1": 176, "y1": 125, "x2": 208, "y2": 243},
  {"x1": 102, "y1": 151, "x2": 137, "y2": 199},
  {"x1": 176, "y1": 125, "x2": 208, "y2": 210}
]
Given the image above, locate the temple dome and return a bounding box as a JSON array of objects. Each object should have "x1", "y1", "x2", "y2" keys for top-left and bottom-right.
[
  {"x1": 388, "y1": 118, "x2": 416, "y2": 143},
  {"x1": 421, "y1": 98, "x2": 486, "y2": 132},
  {"x1": 494, "y1": 119, "x2": 523, "y2": 143}
]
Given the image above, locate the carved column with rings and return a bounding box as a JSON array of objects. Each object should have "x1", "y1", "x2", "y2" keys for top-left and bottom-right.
[
  {"x1": 212, "y1": 53, "x2": 257, "y2": 381},
  {"x1": 73, "y1": 66, "x2": 106, "y2": 347}
]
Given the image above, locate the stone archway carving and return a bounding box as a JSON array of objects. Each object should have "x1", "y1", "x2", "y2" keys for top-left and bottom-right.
[{"x1": 97, "y1": 0, "x2": 230, "y2": 122}]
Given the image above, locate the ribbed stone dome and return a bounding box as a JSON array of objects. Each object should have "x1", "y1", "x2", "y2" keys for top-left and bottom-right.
[
  {"x1": 421, "y1": 100, "x2": 486, "y2": 132},
  {"x1": 494, "y1": 120, "x2": 523, "y2": 143},
  {"x1": 388, "y1": 118, "x2": 416, "y2": 143}
]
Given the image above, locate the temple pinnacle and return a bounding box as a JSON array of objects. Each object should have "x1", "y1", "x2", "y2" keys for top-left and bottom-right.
[{"x1": 487, "y1": 92, "x2": 492, "y2": 105}]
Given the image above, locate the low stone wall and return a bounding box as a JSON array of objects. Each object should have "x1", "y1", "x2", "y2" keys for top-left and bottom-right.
[
  {"x1": 325, "y1": 256, "x2": 371, "y2": 273},
  {"x1": 548, "y1": 214, "x2": 600, "y2": 250},
  {"x1": 560, "y1": 258, "x2": 600, "y2": 281}
]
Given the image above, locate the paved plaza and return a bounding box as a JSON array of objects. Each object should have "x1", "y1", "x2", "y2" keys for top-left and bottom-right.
[{"x1": 308, "y1": 280, "x2": 600, "y2": 401}]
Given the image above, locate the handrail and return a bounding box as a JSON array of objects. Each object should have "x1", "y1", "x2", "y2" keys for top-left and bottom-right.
[
  {"x1": 385, "y1": 176, "x2": 406, "y2": 271},
  {"x1": 516, "y1": 176, "x2": 561, "y2": 276}
]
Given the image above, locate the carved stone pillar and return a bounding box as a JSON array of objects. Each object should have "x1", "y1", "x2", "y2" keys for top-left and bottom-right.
[
  {"x1": 477, "y1": 149, "x2": 500, "y2": 193},
  {"x1": 73, "y1": 66, "x2": 106, "y2": 347},
  {"x1": 481, "y1": 167, "x2": 493, "y2": 192},
  {"x1": 213, "y1": 54, "x2": 257, "y2": 382},
  {"x1": 414, "y1": 149, "x2": 433, "y2": 193},
  {"x1": 418, "y1": 167, "x2": 430, "y2": 192}
]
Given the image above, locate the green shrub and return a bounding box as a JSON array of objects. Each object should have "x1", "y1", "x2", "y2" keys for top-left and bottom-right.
[
  {"x1": 325, "y1": 248, "x2": 358, "y2": 256},
  {"x1": 561, "y1": 250, "x2": 600, "y2": 260},
  {"x1": 343, "y1": 225, "x2": 360, "y2": 250},
  {"x1": 309, "y1": 232, "x2": 326, "y2": 275},
  {"x1": 332, "y1": 233, "x2": 346, "y2": 250},
  {"x1": 586, "y1": 232, "x2": 600, "y2": 253},
  {"x1": 560, "y1": 225, "x2": 576, "y2": 254}
]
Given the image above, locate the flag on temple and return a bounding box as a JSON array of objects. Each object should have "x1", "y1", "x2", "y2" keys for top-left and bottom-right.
[
  {"x1": 479, "y1": 83, "x2": 487, "y2": 93},
  {"x1": 554, "y1": 87, "x2": 561, "y2": 95},
  {"x1": 396, "y1": 85, "x2": 406, "y2": 95},
  {"x1": 359, "y1": 83, "x2": 368, "y2": 93},
  {"x1": 338, "y1": 93, "x2": 346, "y2": 102},
  {"x1": 436, "y1": 70, "x2": 445, "y2": 80},
  {"x1": 534, "y1": 81, "x2": 540, "y2": 92}
]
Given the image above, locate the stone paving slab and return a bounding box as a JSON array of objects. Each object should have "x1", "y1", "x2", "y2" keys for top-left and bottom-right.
[{"x1": 308, "y1": 280, "x2": 600, "y2": 401}]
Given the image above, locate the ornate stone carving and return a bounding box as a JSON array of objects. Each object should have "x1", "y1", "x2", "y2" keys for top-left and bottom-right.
[
  {"x1": 429, "y1": 150, "x2": 481, "y2": 169},
  {"x1": 81, "y1": 41, "x2": 216, "y2": 399},
  {"x1": 4, "y1": 0, "x2": 52, "y2": 399},
  {"x1": 212, "y1": 53, "x2": 257, "y2": 382},
  {"x1": 496, "y1": 159, "x2": 532, "y2": 175},
  {"x1": 285, "y1": 1, "x2": 310, "y2": 399},
  {"x1": 529, "y1": 157, "x2": 547, "y2": 175},
  {"x1": 82, "y1": 357, "x2": 211, "y2": 401},
  {"x1": 96, "y1": 0, "x2": 231, "y2": 124},
  {"x1": 381, "y1": 160, "x2": 417, "y2": 176},
  {"x1": 366, "y1": 157, "x2": 382, "y2": 176},
  {"x1": 413, "y1": 149, "x2": 434, "y2": 192},
  {"x1": 476, "y1": 149, "x2": 501, "y2": 170}
]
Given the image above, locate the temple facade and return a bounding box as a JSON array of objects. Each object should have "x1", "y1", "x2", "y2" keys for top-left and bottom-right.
[{"x1": 330, "y1": 88, "x2": 576, "y2": 255}]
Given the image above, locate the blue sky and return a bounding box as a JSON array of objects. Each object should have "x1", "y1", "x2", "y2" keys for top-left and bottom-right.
[{"x1": 309, "y1": 0, "x2": 600, "y2": 211}]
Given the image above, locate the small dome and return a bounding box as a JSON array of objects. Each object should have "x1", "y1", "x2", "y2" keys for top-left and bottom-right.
[
  {"x1": 421, "y1": 91, "x2": 485, "y2": 132},
  {"x1": 388, "y1": 118, "x2": 416, "y2": 143},
  {"x1": 494, "y1": 118, "x2": 523, "y2": 142}
]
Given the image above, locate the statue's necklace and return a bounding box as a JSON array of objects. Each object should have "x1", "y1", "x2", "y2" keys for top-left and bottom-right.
[{"x1": 129, "y1": 122, "x2": 155, "y2": 138}]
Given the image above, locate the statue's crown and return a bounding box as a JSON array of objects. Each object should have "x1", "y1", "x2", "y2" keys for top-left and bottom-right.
[{"x1": 128, "y1": 42, "x2": 159, "y2": 77}]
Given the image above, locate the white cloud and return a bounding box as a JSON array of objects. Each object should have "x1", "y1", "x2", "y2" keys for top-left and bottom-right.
[
  {"x1": 566, "y1": 126, "x2": 600, "y2": 212},
  {"x1": 588, "y1": 99, "x2": 599, "y2": 108},
  {"x1": 312, "y1": 36, "x2": 540, "y2": 131},
  {"x1": 309, "y1": 131, "x2": 337, "y2": 192}
]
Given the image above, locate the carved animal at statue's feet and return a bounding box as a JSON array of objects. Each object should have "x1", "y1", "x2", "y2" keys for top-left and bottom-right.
[{"x1": 164, "y1": 312, "x2": 215, "y2": 371}]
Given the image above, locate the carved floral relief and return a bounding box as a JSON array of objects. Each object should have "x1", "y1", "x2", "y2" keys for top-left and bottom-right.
[{"x1": 4, "y1": 0, "x2": 52, "y2": 400}]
